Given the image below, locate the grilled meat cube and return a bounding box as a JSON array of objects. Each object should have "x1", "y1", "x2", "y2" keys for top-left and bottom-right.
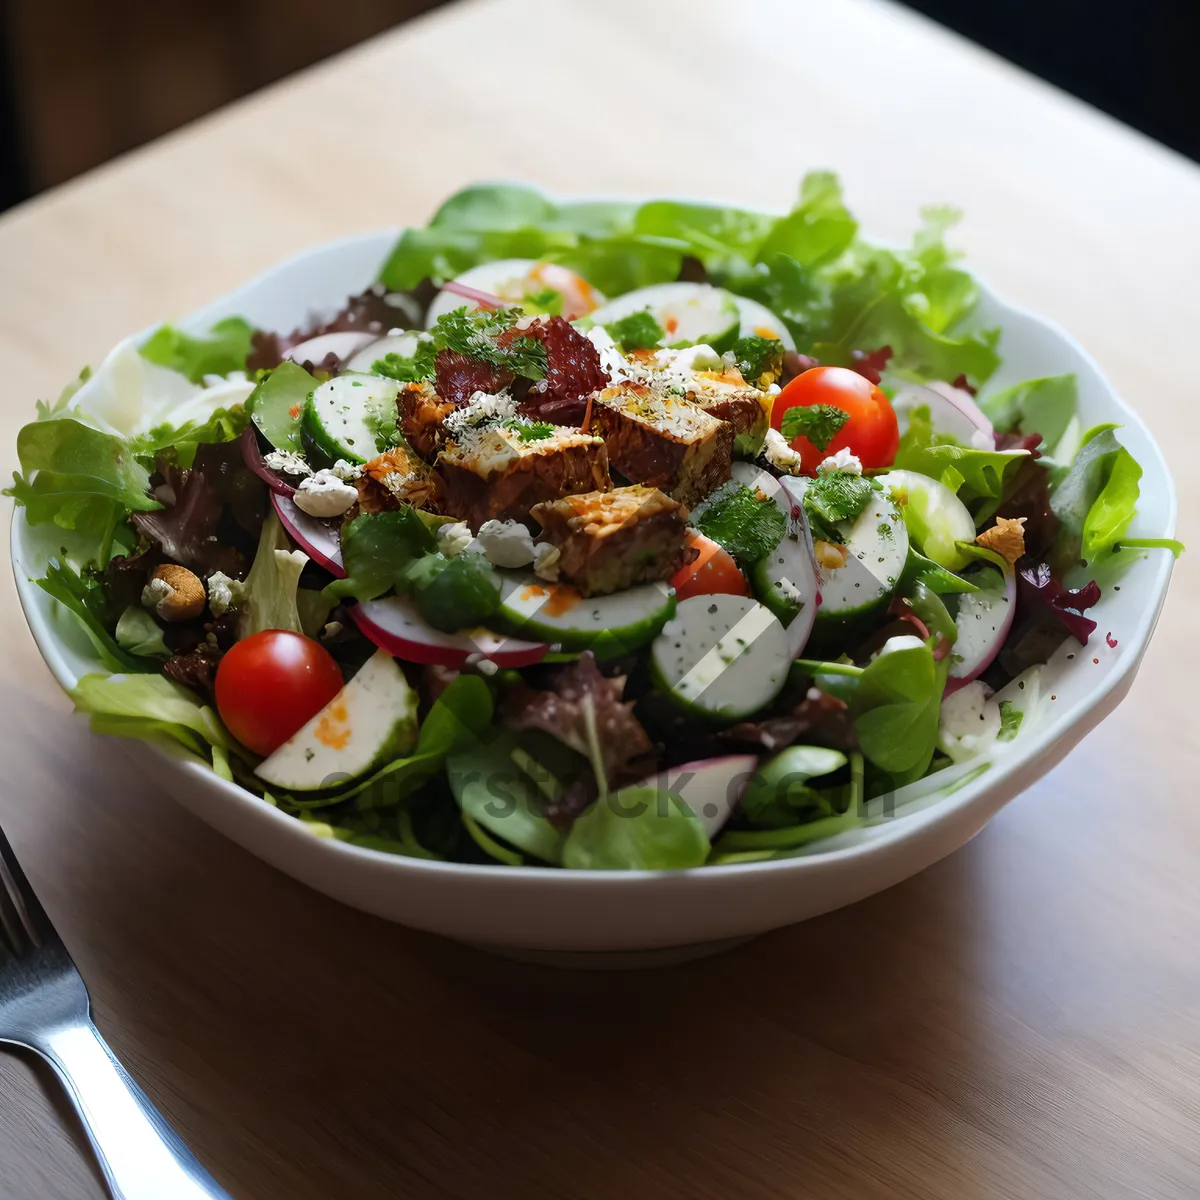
[
  {"x1": 685, "y1": 370, "x2": 771, "y2": 450},
  {"x1": 590, "y1": 383, "x2": 733, "y2": 507},
  {"x1": 531, "y1": 485, "x2": 687, "y2": 597},
  {"x1": 356, "y1": 444, "x2": 438, "y2": 514},
  {"x1": 435, "y1": 426, "x2": 611, "y2": 531},
  {"x1": 398, "y1": 381, "x2": 456, "y2": 460}
]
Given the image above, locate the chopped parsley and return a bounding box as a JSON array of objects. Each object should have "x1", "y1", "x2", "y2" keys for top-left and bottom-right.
[
  {"x1": 433, "y1": 306, "x2": 547, "y2": 379},
  {"x1": 779, "y1": 404, "x2": 850, "y2": 451},
  {"x1": 372, "y1": 341, "x2": 436, "y2": 383},
  {"x1": 802, "y1": 470, "x2": 876, "y2": 544},
  {"x1": 508, "y1": 419, "x2": 555, "y2": 442},
  {"x1": 605, "y1": 309, "x2": 666, "y2": 351},
  {"x1": 877, "y1": 521, "x2": 894, "y2": 540},
  {"x1": 694, "y1": 484, "x2": 786, "y2": 565},
  {"x1": 997, "y1": 700, "x2": 1023, "y2": 742},
  {"x1": 732, "y1": 334, "x2": 785, "y2": 385}
]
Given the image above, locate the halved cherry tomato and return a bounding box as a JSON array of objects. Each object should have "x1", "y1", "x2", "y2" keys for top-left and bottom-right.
[
  {"x1": 670, "y1": 531, "x2": 750, "y2": 601},
  {"x1": 771, "y1": 366, "x2": 899, "y2": 474},
  {"x1": 215, "y1": 630, "x2": 344, "y2": 756}
]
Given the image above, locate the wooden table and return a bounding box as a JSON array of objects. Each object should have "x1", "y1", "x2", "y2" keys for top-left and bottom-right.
[{"x1": 2, "y1": 0, "x2": 1198, "y2": 1195}]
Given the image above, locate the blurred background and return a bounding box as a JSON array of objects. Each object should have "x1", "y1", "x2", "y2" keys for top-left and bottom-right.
[{"x1": 1, "y1": 0, "x2": 1196, "y2": 213}]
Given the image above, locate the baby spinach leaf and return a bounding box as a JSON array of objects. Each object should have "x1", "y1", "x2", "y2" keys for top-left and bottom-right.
[
  {"x1": 852, "y1": 641, "x2": 947, "y2": 776},
  {"x1": 605, "y1": 309, "x2": 666, "y2": 350},
  {"x1": 779, "y1": 403, "x2": 849, "y2": 451},
  {"x1": 562, "y1": 786, "x2": 710, "y2": 870},
  {"x1": 740, "y1": 745, "x2": 848, "y2": 828},
  {"x1": 405, "y1": 551, "x2": 501, "y2": 632},
  {"x1": 899, "y1": 546, "x2": 980, "y2": 595},
  {"x1": 430, "y1": 183, "x2": 559, "y2": 232},
  {"x1": 326, "y1": 509, "x2": 436, "y2": 603}
]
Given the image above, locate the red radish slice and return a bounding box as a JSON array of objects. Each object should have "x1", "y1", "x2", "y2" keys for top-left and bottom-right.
[
  {"x1": 945, "y1": 563, "x2": 1017, "y2": 694},
  {"x1": 241, "y1": 427, "x2": 296, "y2": 497},
  {"x1": 442, "y1": 280, "x2": 507, "y2": 311},
  {"x1": 351, "y1": 596, "x2": 549, "y2": 668},
  {"x1": 284, "y1": 331, "x2": 376, "y2": 365},
  {"x1": 631, "y1": 755, "x2": 758, "y2": 837},
  {"x1": 273, "y1": 493, "x2": 344, "y2": 576},
  {"x1": 776, "y1": 476, "x2": 822, "y2": 656},
  {"x1": 892, "y1": 382, "x2": 994, "y2": 449}
]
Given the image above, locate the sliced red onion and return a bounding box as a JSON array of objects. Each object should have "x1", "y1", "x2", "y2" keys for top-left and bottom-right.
[
  {"x1": 892, "y1": 382, "x2": 994, "y2": 450},
  {"x1": 240, "y1": 426, "x2": 296, "y2": 497},
  {"x1": 630, "y1": 755, "x2": 758, "y2": 837},
  {"x1": 442, "y1": 280, "x2": 507, "y2": 311},
  {"x1": 351, "y1": 596, "x2": 548, "y2": 668},
  {"x1": 944, "y1": 563, "x2": 1017, "y2": 694},
  {"x1": 272, "y1": 493, "x2": 344, "y2": 576}
]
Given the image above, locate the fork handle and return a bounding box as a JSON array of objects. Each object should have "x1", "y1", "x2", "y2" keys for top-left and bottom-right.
[{"x1": 34, "y1": 1021, "x2": 233, "y2": 1200}]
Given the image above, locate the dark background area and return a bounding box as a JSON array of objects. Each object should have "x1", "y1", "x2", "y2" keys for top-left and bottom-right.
[{"x1": 0, "y1": 0, "x2": 1196, "y2": 213}]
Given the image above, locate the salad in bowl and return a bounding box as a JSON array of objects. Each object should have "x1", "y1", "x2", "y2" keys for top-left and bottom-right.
[{"x1": 9, "y1": 174, "x2": 1182, "y2": 875}]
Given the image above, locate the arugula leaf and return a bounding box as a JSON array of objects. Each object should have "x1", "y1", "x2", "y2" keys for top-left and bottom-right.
[
  {"x1": 34, "y1": 559, "x2": 159, "y2": 673},
  {"x1": 139, "y1": 317, "x2": 254, "y2": 383},
  {"x1": 997, "y1": 700, "x2": 1023, "y2": 743},
  {"x1": 695, "y1": 484, "x2": 786, "y2": 565},
  {"x1": 779, "y1": 404, "x2": 849, "y2": 451},
  {"x1": 852, "y1": 640, "x2": 947, "y2": 777},
  {"x1": 739, "y1": 745, "x2": 848, "y2": 828},
  {"x1": 605, "y1": 309, "x2": 666, "y2": 350},
  {"x1": 245, "y1": 361, "x2": 316, "y2": 452},
  {"x1": 732, "y1": 334, "x2": 785, "y2": 385},
  {"x1": 979, "y1": 374, "x2": 1077, "y2": 449},
  {"x1": 404, "y1": 551, "x2": 501, "y2": 633},
  {"x1": 326, "y1": 509, "x2": 436, "y2": 603},
  {"x1": 562, "y1": 786, "x2": 710, "y2": 870},
  {"x1": 69, "y1": 672, "x2": 234, "y2": 760},
  {"x1": 802, "y1": 471, "x2": 876, "y2": 543}
]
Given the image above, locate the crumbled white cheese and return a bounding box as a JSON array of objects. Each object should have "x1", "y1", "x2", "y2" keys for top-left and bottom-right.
[
  {"x1": 767, "y1": 383, "x2": 782, "y2": 396},
  {"x1": 206, "y1": 571, "x2": 245, "y2": 617},
  {"x1": 436, "y1": 520, "x2": 475, "y2": 559},
  {"x1": 533, "y1": 542, "x2": 561, "y2": 581},
  {"x1": 762, "y1": 427, "x2": 805, "y2": 475},
  {"x1": 444, "y1": 390, "x2": 518, "y2": 438},
  {"x1": 294, "y1": 470, "x2": 359, "y2": 517},
  {"x1": 264, "y1": 449, "x2": 313, "y2": 477},
  {"x1": 585, "y1": 325, "x2": 632, "y2": 385},
  {"x1": 476, "y1": 658, "x2": 499, "y2": 676},
  {"x1": 475, "y1": 519, "x2": 536, "y2": 568},
  {"x1": 635, "y1": 343, "x2": 724, "y2": 394},
  {"x1": 818, "y1": 447, "x2": 863, "y2": 475},
  {"x1": 329, "y1": 458, "x2": 363, "y2": 482},
  {"x1": 141, "y1": 576, "x2": 174, "y2": 617},
  {"x1": 938, "y1": 680, "x2": 1001, "y2": 762}
]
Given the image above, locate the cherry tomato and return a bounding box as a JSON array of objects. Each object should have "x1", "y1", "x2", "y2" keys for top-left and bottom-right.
[
  {"x1": 215, "y1": 631, "x2": 344, "y2": 756},
  {"x1": 771, "y1": 366, "x2": 899, "y2": 474},
  {"x1": 670, "y1": 531, "x2": 750, "y2": 601}
]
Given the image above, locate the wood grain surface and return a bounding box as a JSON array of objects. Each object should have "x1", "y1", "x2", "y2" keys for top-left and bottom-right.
[{"x1": 2, "y1": 1, "x2": 1199, "y2": 1196}]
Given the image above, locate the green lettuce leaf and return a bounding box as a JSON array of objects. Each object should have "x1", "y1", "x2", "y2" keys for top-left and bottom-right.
[
  {"x1": 70, "y1": 672, "x2": 234, "y2": 759},
  {"x1": 239, "y1": 510, "x2": 308, "y2": 638},
  {"x1": 139, "y1": 317, "x2": 254, "y2": 383},
  {"x1": 892, "y1": 404, "x2": 1028, "y2": 501},
  {"x1": 34, "y1": 559, "x2": 159, "y2": 673},
  {"x1": 754, "y1": 171, "x2": 858, "y2": 269},
  {"x1": 979, "y1": 374, "x2": 1077, "y2": 449},
  {"x1": 114, "y1": 606, "x2": 170, "y2": 659},
  {"x1": 562, "y1": 786, "x2": 710, "y2": 870}
]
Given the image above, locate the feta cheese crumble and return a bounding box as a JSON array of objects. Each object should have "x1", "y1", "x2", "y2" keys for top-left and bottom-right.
[
  {"x1": 474, "y1": 519, "x2": 536, "y2": 568},
  {"x1": 329, "y1": 458, "x2": 363, "y2": 482},
  {"x1": 818, "y1": 447, "x2": 863, "y2": 475},
  {"x1": 205, "y1": 571, "x2": 245, "y2": 617},
  {"x1": 294, "y1": 470, "x2": 359, "y2": 517},
  {"x1": 436, "y1": 520, "x2": 475, "y2": 559},
  {"x1": 761, "y1": 427, "x2": 805, "y2": 475},
  {"x1": 263, "y1": 449, "x2": 313, "y2": 477}
]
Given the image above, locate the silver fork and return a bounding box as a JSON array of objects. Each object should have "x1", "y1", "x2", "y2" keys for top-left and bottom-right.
[{"x1": 0, "y1": 824, "x2": 232, "y2": 1199}]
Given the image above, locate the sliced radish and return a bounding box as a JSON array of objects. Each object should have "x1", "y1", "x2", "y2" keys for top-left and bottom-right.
[
  {"x1": 285, "y1": 331, "x2": 376, "y2": 367},
  {"x1": 352, "y1": 595, "x2": 549, "y2": 668},
  {"x1": 891, "y1": 382, "x2": 995, "y2": 450},
  {"x1": 273, "y1": 493, "x2": 344, "y2": 576},
  {"x1": 945, "y1": 563, "x2": 1016, "y2": 693},
  {"x1": 426, "y1": 259, "x2": 605, "y2": 326},
  {"x1": 630, "y1": 755, "x2": 757, "y2": 837},
  {"x1": 241, "y1": 426, "x2": 296, "y2": 497},
  {"x1": 344, "y1": 331, "x2": 423, "y2": 373}
]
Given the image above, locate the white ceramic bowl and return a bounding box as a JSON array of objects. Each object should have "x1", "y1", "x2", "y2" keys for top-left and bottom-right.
[{"x1": 11, "y1": 229, "x2": 1178, "y2": 960}]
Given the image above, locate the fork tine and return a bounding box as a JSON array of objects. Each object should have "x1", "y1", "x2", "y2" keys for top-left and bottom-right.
[{"x1": 0, "y1": 823, "x2": 50, "y2": 953}]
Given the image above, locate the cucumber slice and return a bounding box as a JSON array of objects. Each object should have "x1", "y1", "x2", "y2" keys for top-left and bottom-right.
[
  {"x1": 875, "y1": 469, "x2": 975, "y2": 570},
  {"x1": 650, "y1": 594, "x2": 789, "y2": 721},
  {"x1": 489, "y1": 574, "x2": 675, "y2": 654},
  {"x1": 254, "y1": 649, "x2": 418, "y2": 792},
  {"x1": 301, "y1": 372, "x2": 400, "y2": 465},
  {"x1": 808, "y1": 486, "x2": 910, "y2": 627},
  {"x1": 730, "y1": 295, "x2": 795, "y2": 349},
  {"x1": 589, "y1": 283, "x2": 740, "y2": 352},
  {"x1": 344, "y1": 331, "x2": 424, "y2": 374}
]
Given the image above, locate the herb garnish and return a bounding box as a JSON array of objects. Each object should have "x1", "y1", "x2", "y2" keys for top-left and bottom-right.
[
  {"x1": 780, "y1": 404, "x2": 850, "y2": 451},
  {"x1": 605, "y1": 309, "x2": 666, "y2": 351}
]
